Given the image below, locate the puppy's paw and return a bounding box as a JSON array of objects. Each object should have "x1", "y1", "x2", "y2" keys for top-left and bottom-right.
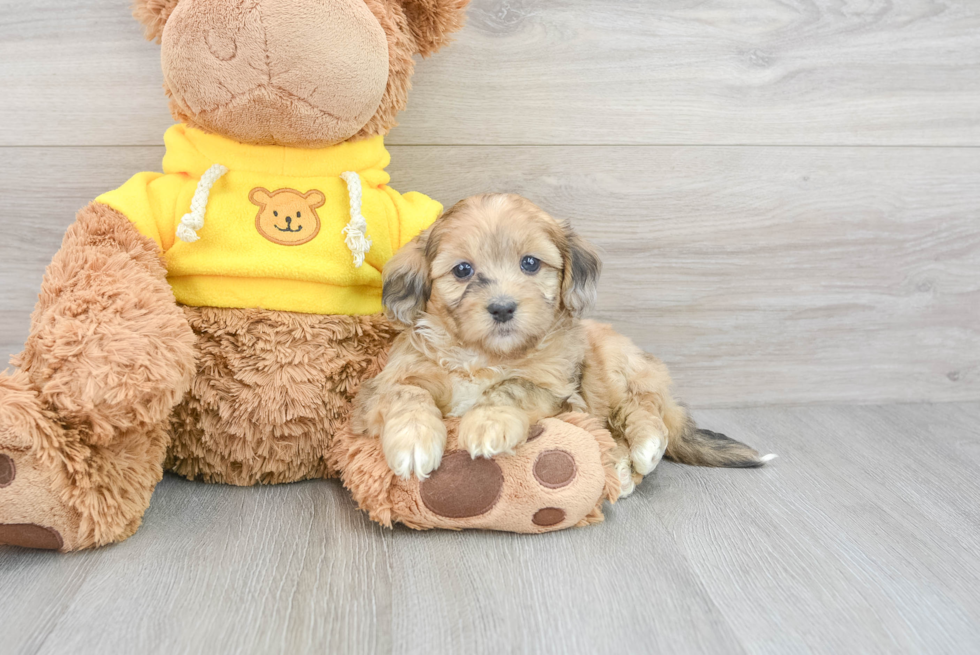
[
  {"x1": 382, "y1": 410, "x2": 447, "y2": 480},
  {"x1": 458, "y1": 406, "x2": 530, "y2": 459},
  {"x1": 615, "y1": 454, "x2": 637, "y2": 498},
  {"x1": 630, "y1": 433, "x2": 667, "y2": 476}
]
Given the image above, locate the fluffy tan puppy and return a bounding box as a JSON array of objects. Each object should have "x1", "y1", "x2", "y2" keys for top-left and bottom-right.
[{"x1": 354, "y1": 193, "x2": 773, "y2": 491}]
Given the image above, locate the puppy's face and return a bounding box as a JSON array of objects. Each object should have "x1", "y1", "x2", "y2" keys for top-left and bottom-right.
[{"x1": 383, "y1": 194, "x2": 601, "y2": 358}]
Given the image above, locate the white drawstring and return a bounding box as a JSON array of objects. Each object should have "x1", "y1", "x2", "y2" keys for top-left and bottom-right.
[
  {"x1": 176, "y1": 163, "x2": 228, "y2": 243},
  {"x1": 340, "y1": 171, "x2": 372, "y2": 268}
]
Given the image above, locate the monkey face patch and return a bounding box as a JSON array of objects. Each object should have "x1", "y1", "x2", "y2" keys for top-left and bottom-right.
[{"x1": 248, "y1": 187, "x2": 325, "y2": 246}]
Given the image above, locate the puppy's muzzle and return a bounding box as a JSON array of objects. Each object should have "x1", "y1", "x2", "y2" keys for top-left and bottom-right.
[{"x1": 487, "y1": 299, "x2": 518, "y2": 324}]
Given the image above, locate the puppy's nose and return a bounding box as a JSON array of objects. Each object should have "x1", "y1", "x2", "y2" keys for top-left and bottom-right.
[{"x1": 487, "y1": 300, "x2": 518, "y2": 324}]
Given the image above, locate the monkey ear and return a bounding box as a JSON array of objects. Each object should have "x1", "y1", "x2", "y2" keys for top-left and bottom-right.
[
  {"x1": 132, "y1": 0, "x2": 182, "y2": 43},
  {"x1": 560, "y1": 223, "x2": 602, "y2": 318},
  {"x1": 382, "y1": 231, "x2": 433, "y2": 325},
  {"x1": 398, "y1": 0, "x2": 470, "y2": 57}
]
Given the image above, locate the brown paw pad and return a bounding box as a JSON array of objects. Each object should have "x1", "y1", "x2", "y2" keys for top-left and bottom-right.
[
  {"x1": 420, "y1": 451, "x2": 504, "y2": 518},
  {"x1": 533, "y1": 450, "x2": 576, "y2": 489},
  {"x1": 0, "y1": 524, "x2": 63, "y2": 550},
  {"x1": 0, "y1": 454, "x2": 14, "y2": 487},
  {"x1": 532, "y1": 507, "x2": 566, "y2": 527}
]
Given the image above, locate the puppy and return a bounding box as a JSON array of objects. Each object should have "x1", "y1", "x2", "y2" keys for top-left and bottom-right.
[{"x1": 354, "y1": 193, "x2": 772, "y2": 493}]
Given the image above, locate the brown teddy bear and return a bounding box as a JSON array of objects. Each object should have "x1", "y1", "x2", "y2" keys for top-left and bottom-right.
[{"x1": 0, "y1": 0, "x2": 621, "y2": 551}]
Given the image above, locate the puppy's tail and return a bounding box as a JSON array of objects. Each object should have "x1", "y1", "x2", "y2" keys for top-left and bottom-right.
[{"x1": 665, "y1": 409, "x2": 775, "y2": 468}]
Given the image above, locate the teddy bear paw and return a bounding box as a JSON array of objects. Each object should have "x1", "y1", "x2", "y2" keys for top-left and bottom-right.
[
  {"x1": 0, "y1": 375, "x2": 79, "y2": 551},
  {"x1": 390, "y1": 415, "x2": 620, "y2": 533}
]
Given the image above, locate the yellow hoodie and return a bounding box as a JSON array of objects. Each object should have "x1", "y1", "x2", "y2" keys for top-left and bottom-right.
[{"x1": 96, "y1": 124, "x2": 441, "y2": 315}]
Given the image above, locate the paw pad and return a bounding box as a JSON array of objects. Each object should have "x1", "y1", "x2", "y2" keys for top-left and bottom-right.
[
  {"x1": 0, "y1": 524, "x2": 63, "y2": 550},
  {"x1": 420, "y1": 451, "x2": 503, "y2": 518},
  {"x1": 533, "y1": 450, "x2": 576, "y2": 489},
  {"x1": 532, "y1": 507, "x2": 566, "y2": 527},
  {"x1": 0, "y1": 454, "x2": 14, "y2": 487}
]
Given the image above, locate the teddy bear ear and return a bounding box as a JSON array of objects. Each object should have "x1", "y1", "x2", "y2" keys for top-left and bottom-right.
[
  {"x1": 132, "y1": 0, "x2": 182, "y2": 44},
  {"x1": 249, "y1": 188, "x2": 273, "y2": 207},
  {"x1": 304, "y1": 190, "x2": 326, "y2": 208},
  {"x1": 398, "y1": 0, "x2": 470, "y2": 57}
]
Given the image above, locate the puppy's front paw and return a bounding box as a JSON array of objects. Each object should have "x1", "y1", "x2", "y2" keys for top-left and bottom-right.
[
  {"x1": 458, "y1": 406, "x2": 530, "y2": 459},
  {"x1": 382, "y1": 411, "x2": 447, "y2": 480},
  {"x1": 615, "y1": 454, "x2": 637, "y2": 498},
  {"x1": 630, "y1": 434, "x2": 667, "y2": 476}
]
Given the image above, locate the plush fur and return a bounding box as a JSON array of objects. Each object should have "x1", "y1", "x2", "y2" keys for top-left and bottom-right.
[
  {"x1": 167, "y1": 308, "x2": 396, "y2": 485},
  {"x1": 399, "y1": 0, "x2": 469, "y2": 57},
  {"x1": 356, "y1": 194, "x2": 771, "y2": 484},
  {"x1": 132, "y1": 0, "x2": 181, "y2": 42},
  {"x1": 15, "y1": 202, "x2": 197, "y2": 446},
  {"x1": 354, "y1": 0, "x2": 423, "y2": 140}
]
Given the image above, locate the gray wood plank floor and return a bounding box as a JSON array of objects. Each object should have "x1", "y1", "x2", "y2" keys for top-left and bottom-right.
[{"x1": 1, "y1": 403, "x2": 977, "y2": 655}]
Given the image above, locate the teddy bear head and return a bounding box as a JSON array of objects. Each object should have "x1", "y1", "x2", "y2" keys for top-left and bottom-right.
[{"x1": 133, "y1": 0, "x2": 468, "y2": 148}]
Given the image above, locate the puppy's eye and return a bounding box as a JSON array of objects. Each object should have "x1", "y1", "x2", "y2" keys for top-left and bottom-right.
[
  {"x1": 296, "y1": 211, "x2": 301, "y2": 218},
  {"x1": 452, "y1": 262, "x2": 474, "y2": 280},
  {"x1": 520, "y1": 256, "x2": 541, "y2": 274},
  {"x1": 273, "y1": 211, "x2": 278, "y2": 217}
]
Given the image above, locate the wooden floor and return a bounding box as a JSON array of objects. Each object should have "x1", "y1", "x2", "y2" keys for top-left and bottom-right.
[{"x1": 2, "y1": 402, "x2": 978, "y2": 655}]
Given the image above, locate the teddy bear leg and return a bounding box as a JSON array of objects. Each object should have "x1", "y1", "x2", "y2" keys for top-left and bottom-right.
[
  {"x1": 0, "y1": 203, "x2": 196, "y2": 551},
  {"x1": 336, "y1": 413, "x2": 623, "y2": 534}
]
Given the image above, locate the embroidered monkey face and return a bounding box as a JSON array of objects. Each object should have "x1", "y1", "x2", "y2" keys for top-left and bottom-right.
[{"x1": 249, "y1": 188, "x2": 325, "y2": 246}]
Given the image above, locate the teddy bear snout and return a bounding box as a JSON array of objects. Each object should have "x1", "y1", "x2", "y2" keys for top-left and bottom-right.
[
  {"x1": 161, "y1": 0, "x2": 390, "y2": 148},
  {"x1": 280, "y1": 215, "x2": 302, "y2": 232}
]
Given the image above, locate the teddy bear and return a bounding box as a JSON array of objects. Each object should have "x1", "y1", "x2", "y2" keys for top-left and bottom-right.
[{"x1": 0, "y1": 0, "x2": 622, "y2": 552}]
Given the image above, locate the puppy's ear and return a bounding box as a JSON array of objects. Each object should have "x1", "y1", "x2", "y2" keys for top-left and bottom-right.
[
  {"x1": 383, "y1": 232, "x2": 432, "y2": 325},
  {"x1": 132, "y1": 0, "x2": 181, "y2": 43},
  {"x1": 560, "y1": 223, "x2": 601, "y2": 317}
]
